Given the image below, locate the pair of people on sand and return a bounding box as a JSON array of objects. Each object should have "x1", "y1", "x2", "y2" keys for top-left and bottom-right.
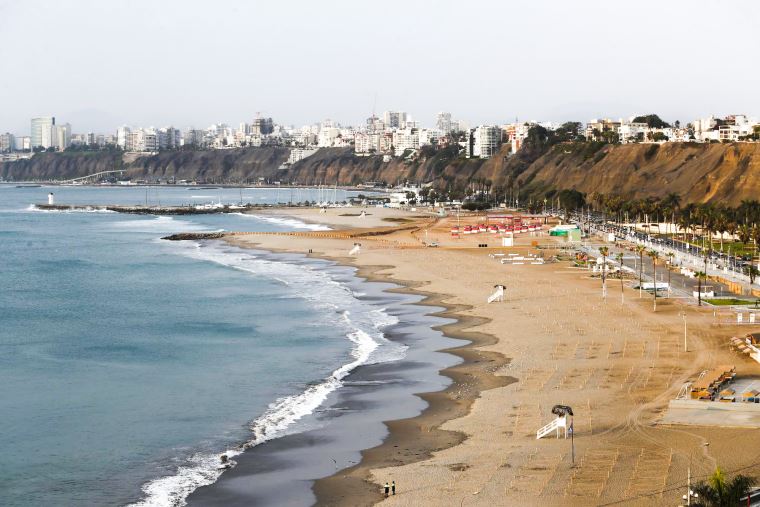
[{"x1": 383, "y1": 481, "x2": 396, "y2": 497}]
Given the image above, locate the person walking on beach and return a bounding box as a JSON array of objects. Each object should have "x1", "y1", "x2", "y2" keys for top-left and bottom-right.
[
  {"x1": 391, "y1": 480, "x2": 396, "y2": 495},
  {"x1": 384, "y1": 482, "x2": 390, "y2": 497}
]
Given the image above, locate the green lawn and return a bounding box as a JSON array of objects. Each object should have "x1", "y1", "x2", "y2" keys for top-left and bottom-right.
[
  {"x1": 654, "y1": 236, "x2": 758, "y2": 257},
  {"x1": 705, "y1": 298, "x2": 760, "y2": 306}
]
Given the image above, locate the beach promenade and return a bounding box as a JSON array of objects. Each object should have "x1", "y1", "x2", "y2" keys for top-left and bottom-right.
[{"x1": 229, "y1": 207, "x2": 760, "y2": 507}]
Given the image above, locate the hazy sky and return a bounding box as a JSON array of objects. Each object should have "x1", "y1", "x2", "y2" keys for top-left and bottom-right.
[{"x1": 1, "y1": 0, "x2": 759, "y2": 134}]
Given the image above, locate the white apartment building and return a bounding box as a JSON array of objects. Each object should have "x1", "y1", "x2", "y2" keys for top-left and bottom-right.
[
  {"x1": 0, "y1": 132, "x2": 16, "y2": 152},
  {"x1": 126, "y1": 128, "x2": 158, "y2": 152},
  {"x1": 418, "y1": 128, "x2": 444, "y2": 147},
  {"x1": 286, "y1": 147, "x2": 319, "y2": 164},
  {"x1": 15, "y1": 137, "x2": 31, "y2": 151},
  {"x1": 158, "y1": 127, "x2": 181, "y2": 149},
  {"x1": 436, "y1": 112, "x2": 452, "y2": 133},
  {"x1": 392, "y1": 128, "x2": 419, "y2": 156},
  {"x1": 30, "y1": 116, "x2": 55, "y2": 148},
  {"x1": 617, "y1": 122, "x2": 649, "y2": 143},
  {"x1": 466, "y1": 125, "x2": 501, "y2": 158},
  {"x1": 354, "y1": 131, "x2": 392, "y2": 154},
  {"x1": 117, "y1": 126, "x2": 131, "y2": 150},
  {"x1": 317, "y1": 127, "x2": 341, "y2": 147},
  {"x1": 54, "y1": 123, "x2": 72, "y2": 150},
  {"x1": 383, "y1": 111, "x2": 407, "y2": 130},
  {"x1": 366, "y1": 115, "x2": 385, "y2": 134},
  {"x1": 354, "y1": 132, "x2": 376, "y2": 154}
]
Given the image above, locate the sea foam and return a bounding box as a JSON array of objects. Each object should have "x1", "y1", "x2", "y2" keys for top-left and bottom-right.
[
  {"x1": 229, "y1": 212, "x2": 332, "y2": 231},
  {"x1": 129, "y1": 241, "x2": 404, "y2": 507}
]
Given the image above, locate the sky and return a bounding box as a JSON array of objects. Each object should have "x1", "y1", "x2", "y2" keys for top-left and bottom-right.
[{"x1": 1, "y1": 0, "x2": 759, "y2": 134}]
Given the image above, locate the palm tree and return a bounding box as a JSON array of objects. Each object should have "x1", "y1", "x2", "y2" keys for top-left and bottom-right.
[
  {"x1": 636, "y1": 244, "x2": 646, "y2": 298},
  {"x1": 738, "y1": 224, "x2": 752, "y2": 249},
  {"x1": 662, "y1": 192, "x2": 681, "y2": 241},
  {"x1": 692, "y1": 466, "x2": 755, "y2": 507},
  {"x1": 746, "y1": 265, "x2": 759, "y2": 290},
  {"x1": 599, "y1": 246, "x2": 609, "y2": 299},
  {"x1": 616, "y1": 252, "x2": 625, "y2": 303},
  {"x1": 648, "y1": 249, "x2": 659, "y2": 311},
  {"x1": 696, "y1": 270, "x2": 707, "y2": 306}
]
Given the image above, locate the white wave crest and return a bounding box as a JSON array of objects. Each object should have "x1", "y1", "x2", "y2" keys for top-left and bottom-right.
[
  {"x1": 229, "y1": 212, "x2": 331, "y2": 231},
  {"x1": 129, "y1": 242, "x2": 405, "y2": 507},
  {"x1": 111, "y1": 216, "x2": 211, "y2": 233},
  {"x1": 26, "y1": 204, "x2": 117, "y2": 213}
]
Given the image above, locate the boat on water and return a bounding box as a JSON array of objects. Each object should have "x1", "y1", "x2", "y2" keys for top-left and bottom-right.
[{"x1": 15, "y1": 184, "x2": 42, "y2": 188}]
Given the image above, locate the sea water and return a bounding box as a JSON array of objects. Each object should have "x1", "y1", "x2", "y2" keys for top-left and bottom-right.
[{"x1": 0, "y1": 185, "x2": 406, "y2": 506}]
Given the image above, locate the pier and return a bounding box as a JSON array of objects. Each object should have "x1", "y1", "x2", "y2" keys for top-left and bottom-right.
[{"x1": 34, "y1": 203, "x2": 260, "y2": 215}]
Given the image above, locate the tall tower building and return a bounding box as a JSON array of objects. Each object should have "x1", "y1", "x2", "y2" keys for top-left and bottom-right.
[{"x1": 31, "y1": 116, "x2": 55, "y2": 148}]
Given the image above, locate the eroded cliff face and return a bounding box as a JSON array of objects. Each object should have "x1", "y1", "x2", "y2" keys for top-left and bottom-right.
[
  {"x1": 3, "y1": 142, "x2": 760, "y2": 206},
  {"x1": 0, "y1": 152, "x2": 123, "y2": 181},
  {"x1": 516, "y1": 142, "x2": 760, "y2": 206}
]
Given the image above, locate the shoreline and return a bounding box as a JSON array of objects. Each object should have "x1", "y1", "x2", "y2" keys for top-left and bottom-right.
[
  {"x1": 313, "y1": 271, "x2": 514, "y2": 506},
  {"x1": 221, "y1": 235, "x2": 515, "y2": 506}
]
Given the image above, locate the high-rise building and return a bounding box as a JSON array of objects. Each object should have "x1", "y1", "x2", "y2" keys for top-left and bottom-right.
[
  {"x1": 466, "y1": 126, "x2": 502, "y2": 158},
  {"x1": 251, "y1": 117, "x2": 274, "y2": 135},
  {"x1": 366, "y1": 115, "x2": 384, "y2": 134},
  {"x1": 55, "y1": 123, "x2": 72, "y2": 150},
  {"x1": 182, "y1": 129, "x2": 205, "y2": 147},
  {"x1": 15, "y1": 137, "x2": 31, "y2": 151},
  {"x1": 383, "y1": 111, "x2": 407, "y2": 130},
  {"x1": 31, "y1": 116, "x2": 55, "y2": 148},
  {"x1": 158, "y1": 126, "x2": 181, "y2": 149},
  {"x1": 117, "y1": 126, "x2": 131, "y2": 150},
  {"x1": 436, "y1": 112, "x2": 452, "y2": 133},
  {"x1": 0, "y1": 132, "x2": 16, "y2": 152}
]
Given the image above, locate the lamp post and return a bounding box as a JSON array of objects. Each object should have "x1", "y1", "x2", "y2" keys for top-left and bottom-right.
[
  {"x1": 683, "y1": 465, "x2": 699, "y2": 505},
  {"x1": 681, "y1": 311, "x2": 688, "y2": 352}
]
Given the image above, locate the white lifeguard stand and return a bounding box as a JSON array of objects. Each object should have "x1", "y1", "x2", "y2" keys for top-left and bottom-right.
[
  {"x1": 536, "y1": 414, "x2": 568, "y2": 439},
  {"x1": 536, "y1": 405, "x2": 574, "y2": 440},
  {"x1": 487, "y1": 284, "x2": 505, "y2": 303}
]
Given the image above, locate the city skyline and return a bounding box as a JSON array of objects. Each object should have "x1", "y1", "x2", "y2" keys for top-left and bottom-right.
[{"x1": 2, "y1": 0, "x2": 760, "y2": 133}]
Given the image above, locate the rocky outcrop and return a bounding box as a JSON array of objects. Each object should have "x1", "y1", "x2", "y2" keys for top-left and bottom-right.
[{"x1": 161, "y1": 232, "x2": 229, "y2": 241}]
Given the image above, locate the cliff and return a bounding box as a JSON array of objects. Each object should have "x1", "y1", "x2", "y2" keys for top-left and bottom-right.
[
  {"x1": 3, "y1": 142, "x2": 760, "y2": 206},
  {"x1": 514, "y1": 142, "x2": 760, "y2": 206}
]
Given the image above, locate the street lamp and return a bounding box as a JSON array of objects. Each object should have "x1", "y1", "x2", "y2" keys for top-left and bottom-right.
[{"x1": 680, "y1": 311, "x2": 688, "y2": 352}]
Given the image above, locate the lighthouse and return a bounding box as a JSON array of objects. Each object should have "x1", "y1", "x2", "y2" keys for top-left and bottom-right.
[{"x1": 48, "y1": 192, "x2": 55, "y2": 205}]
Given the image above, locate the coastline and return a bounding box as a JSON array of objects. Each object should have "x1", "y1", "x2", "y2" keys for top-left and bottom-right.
[
  {"x1": 311, "y1": 266, "x2": 514, "y2": 506},
  {"x1": 217, "y1": 233, "x2": 514, "y2": 506},
  {"x1": 173, "y1": 206, "x2": 760, "y2": 506}
]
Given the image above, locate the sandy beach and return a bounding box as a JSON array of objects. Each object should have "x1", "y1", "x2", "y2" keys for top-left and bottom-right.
[{"x1": 226, "y1": 206, "x2": 760, "y2": 506}]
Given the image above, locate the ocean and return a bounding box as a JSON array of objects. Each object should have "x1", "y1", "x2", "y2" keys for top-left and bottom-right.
[{"x1": 0, "y1": 185, "x2": 460, "y2": 507}]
